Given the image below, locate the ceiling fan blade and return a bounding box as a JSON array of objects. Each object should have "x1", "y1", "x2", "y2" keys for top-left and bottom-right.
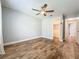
[
  {"x1": 46, "y1": 10, "x2": 54, "y2": 12},
  {"x1": 41, "y1": 4, "x2": 48, "y2": 9},
  {"x1": 32, "y1": 8, "x2": 40, "y2": 12},
  {"x1": 36, "y1": 13, "x2": 40, "y2": 15}
]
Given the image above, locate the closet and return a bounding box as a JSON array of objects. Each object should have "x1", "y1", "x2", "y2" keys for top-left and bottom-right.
[{"x1": 53, "y1": 17, "x2": 63, "y2": 42}]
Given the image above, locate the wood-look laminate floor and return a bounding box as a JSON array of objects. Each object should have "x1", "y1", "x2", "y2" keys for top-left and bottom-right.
[{"x1": 0, "y1": 37, "x2": 79, "y2": 59}]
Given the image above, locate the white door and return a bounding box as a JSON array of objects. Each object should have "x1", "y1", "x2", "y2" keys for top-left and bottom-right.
[
  {"x1": 77, "y1": 30, "x2": 79, "y2": 43},
  {"x1": 77, "y1": 23, "x2": 79, "y2": 43},
  {"x1": 68, "y1": 23, "x2": 76, "y2": 40},
  {"x1": 69, "y1": 23, "x2": 76, "y2": 37}
]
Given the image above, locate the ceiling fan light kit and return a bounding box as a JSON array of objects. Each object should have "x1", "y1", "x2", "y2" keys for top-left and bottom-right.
[{"x1": 41, "y1": 11, "x2": 45, "y2": 14}]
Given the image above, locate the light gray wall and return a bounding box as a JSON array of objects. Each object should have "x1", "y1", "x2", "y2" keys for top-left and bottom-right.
[
  {"x1": 42, "y1": 18, "x2": 53, "y2": 39},
  {"x1": 2, "y1": 7, "x2": 41, "y2": 44}
]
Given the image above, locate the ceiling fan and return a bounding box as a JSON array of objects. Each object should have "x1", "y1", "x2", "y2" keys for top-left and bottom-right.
[{"x1": 32, "y1": 4, "x2": 54, "y2": 16}]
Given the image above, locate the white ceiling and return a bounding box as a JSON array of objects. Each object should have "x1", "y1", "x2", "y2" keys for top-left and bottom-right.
[{"x1": 1, "y1": 0, "x2": 79, "y2": 19}]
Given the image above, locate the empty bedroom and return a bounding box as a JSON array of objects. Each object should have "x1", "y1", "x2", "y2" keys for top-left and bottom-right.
[{"x1": 0, "y1": 0, "x2": 79, "y2": 59}]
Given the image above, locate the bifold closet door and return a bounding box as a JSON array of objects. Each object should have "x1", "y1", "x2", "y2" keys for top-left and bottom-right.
[
  {"x1": 0, "y1": 0, "x2": 5, "y2": 54},
  {"x1": 53, "y1": 17, "x2": 63, "y2": 41}
]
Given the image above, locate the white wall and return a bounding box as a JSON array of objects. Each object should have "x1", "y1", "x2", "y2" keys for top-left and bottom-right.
[
  {"x1": 2, "y1": 7, "x2": 41, "y2": 44},
  {"x1": 42, "y1": 18, "x2": 53, "y2": 39},
  {"x1": 0, "y1": 0, "x2": 5, "y2": 54}
]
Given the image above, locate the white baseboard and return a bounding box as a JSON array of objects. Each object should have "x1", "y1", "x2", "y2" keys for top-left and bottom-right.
[
  {"x1": 41, "y1": 36, "x2": 53, "y2": 40},
  {"x1": 4, "y1": 36, "x2": 41, "y2": 46},
  {"x1": 4, "y1": 36, "x2": 53, "y2": 46},
  {"x1": 41, "y1": 36, "x2": 63, "y2": 42},
  {"x1": 0, "y1": 46, "x2": 5, "y2": 55}
]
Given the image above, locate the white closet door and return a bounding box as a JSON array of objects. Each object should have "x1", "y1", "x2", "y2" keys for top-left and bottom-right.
[
  {"x1": 68, "y1": 23, "x2": 76, "y2": 41},
  {"x1": 77, "y1": 30, "x2": 79, "y2": 43},
  {"x1": 77, "y1": 22, "x2": 79, "y2": 43},
  {"x1": 0, "y1": 0, "x2": 5, "y2": 54},
  {"x1": 69, "y1": 23, "x2": 76, "y2": 37}
]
